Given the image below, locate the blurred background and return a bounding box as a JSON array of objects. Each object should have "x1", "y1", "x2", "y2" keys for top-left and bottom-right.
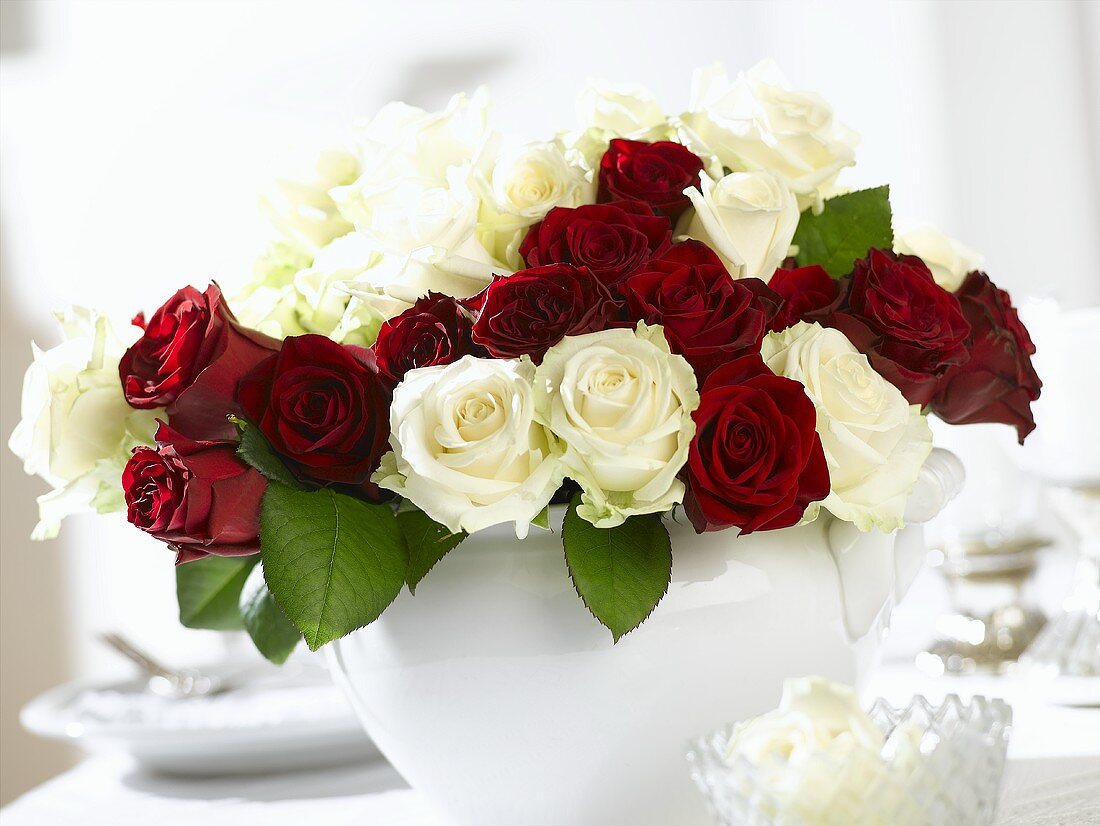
[{"x1": 1, "y1": 0, "x2": 1098, "y2": 805}]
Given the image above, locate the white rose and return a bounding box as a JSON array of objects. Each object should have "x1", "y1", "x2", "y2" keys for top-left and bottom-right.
[
  {"x1": 374, "y1": 356, "x2": 563, "y2": 538},
  {"x1": 681, "y1": 60, "x2": 858, "y2": 211},
  {"x1": 576, "y1": 79, "x2": 668, "y2": 138},
  {"x1": 680, "y1": 169, "x2": 799, "y2": 281},
  {"x1": 260, "y1": 145, "x2": 360, "y2": 254},
  {"x1": 474, "y1": 138, "x2": 592, "y2": 268},
  {"x1": 894, "y1": 225, "x2": 983, "y2": 292},
  {"x1": 8, "y1": 308, "x2": 157, "y2": 539},
  {"x1": 533, "y1": 323, "x2": 699, "y2": 528},
  {"x1": 232, "y1": 233, "x2": 389, "y2": 346},
  {"x1": 762, "y1": 322, "x2": 932, "y2": 532}
]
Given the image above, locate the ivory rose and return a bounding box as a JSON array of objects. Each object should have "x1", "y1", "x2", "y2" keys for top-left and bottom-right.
[
  {"x1": 894, "y1": 225, "x2": 983, "y2": 293},
  {"x1": 682, "y1": 60, "x2": 858, "y2": 211},
  {"x1": 680, "y1": 169, "x2": 799, "y2": 281},
  {"x1": 8, "y1": 308, "x2": 157, "y2": 539},
  {"x1": 374, "y1": 356, "x2": 563, "y2": 538},
  {"x1": 533, "y1": 323, "x2": 699, "y2": 528},
  {"x1": 474, "y1": 139, "x2": 592, "y2": 268},
  {"x1": 761, "y1": 322, "x2": 932, "y2": 532}
]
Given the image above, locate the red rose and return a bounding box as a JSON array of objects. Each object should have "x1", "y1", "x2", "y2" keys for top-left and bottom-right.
[
  {"x1": 620, "y1": 241, "x2": 781, "y2": 381},
  {"x1": 373, "y1": 293, "x2": 480, "y2": 387},
  {"x1": 471, "y1": 264, "x2": 622, "y2": 362},
  {"x1": 120, "y1": 284, "x2": 279, "y2": 441},
  {"x1": 821, "y1": 250, "x2": 970, "y2": 406},
  {"x1": 768, "y1": 265, "x2": 839, "y2": 330},
  {"x1": 684, "y1": 355, "x2": 829, "y2": 535},
  {"x1": 597, "y1": 139, "x2": 704, "y2": 220},
  {"x1": 930, "y1": 272, "x2": 1041, "y2": 444},
  {"x1": 237, "y1": 334, "x2": 390, "y2": 492},
  {"x1": 123, "y1": 422, "x2": 266, "y2": 564},
  {"x1": 518, "y1": 200, "x2": 671, "y2": 286}
]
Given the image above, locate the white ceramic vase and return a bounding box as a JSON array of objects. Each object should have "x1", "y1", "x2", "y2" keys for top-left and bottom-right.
[{"x1": 330, "y1": 449, "x2": 963, "y2": 826}]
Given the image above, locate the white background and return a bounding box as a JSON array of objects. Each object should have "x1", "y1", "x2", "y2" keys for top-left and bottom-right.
[{"x1": 2, "y1": 0, "x2": 1098, "y2": 804}]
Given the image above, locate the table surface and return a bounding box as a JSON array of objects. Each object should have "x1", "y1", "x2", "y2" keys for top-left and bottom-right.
[{"x1": 3, "y1": 663, "x2": 1098, "y2": 826}]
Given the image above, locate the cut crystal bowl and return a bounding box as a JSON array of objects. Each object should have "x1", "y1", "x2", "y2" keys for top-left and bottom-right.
[{"x1": 686, "y1": 694, "x2": 1012, "y2": 826}]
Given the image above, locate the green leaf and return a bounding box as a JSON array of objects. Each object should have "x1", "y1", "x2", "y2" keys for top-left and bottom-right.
[
  {"x1": 260, "y1": 483, "x2": 408, "y2": 651},
  {"x1": 531, "y1": 505, "x2": 551, "y2": 532},
  {"x1": 176, "y1": 555, "x2": 257, "y2": 630},
  {"x1": 397, "y1": 506, "x2": 465, "y2": 594},
  {"x1": 232, "y1": 417, "x2": 304, "y2": 489},
  {"x1": 239, "y1": 563, "x2": 301, "y2": 665},
  {"x1": 792, "y1": 186, "x2": 894, "y2": 277},
  {"x1": 562, "y1": 495, "x2": 673, "y2": 642}
]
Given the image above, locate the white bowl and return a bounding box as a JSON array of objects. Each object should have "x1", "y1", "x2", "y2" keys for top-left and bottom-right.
[{"x1": 330, "y1": 450, "x2": 963, "y2": 826}]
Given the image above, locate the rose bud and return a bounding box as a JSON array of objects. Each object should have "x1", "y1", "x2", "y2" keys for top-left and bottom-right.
[
  {"x1": 621, "y1": 241, "x2": 781, "y2": 382},
  {"x1": 123, "y1": 422, "x2": 266, "y2": 564},
  {"x1": 597, "y1": 139, "x2": 704, "y2": 220},
  {"x1": 818, "y1": 250, "x2": 970, "y2": 406},
  {"x1": 373, "y1": 293, "x2": 480, "y2": 388},
  {"x1": 930, "y1": 272, "x2": 1041, "y2": 444},
  {"x1": 119, "y1": 284, "x2": 280, "y2": 440},
  {"x1": 237, "y1": 334, "x2": 390, "y2": 493},
  {"x1": 471, "y1": 264, "x2": 622, "y2": 363},
  {"x1": 518, "y1": 200, "x2": 671, "y2": 287},
  {"x1": 768, "y1": 265, "x2": 840, "y2": 331},
  {"x1": 684, "y1": 354, "x2": 829, "y2": 535}
]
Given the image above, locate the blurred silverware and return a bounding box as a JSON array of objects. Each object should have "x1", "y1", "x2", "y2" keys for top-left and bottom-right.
[{"x1": 98, "y1": 632, "x2": 225, "y2": 699}]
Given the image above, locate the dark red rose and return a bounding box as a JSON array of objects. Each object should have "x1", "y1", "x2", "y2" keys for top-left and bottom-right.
[
  {"x1": 120, "y1": 284, "x2": 280, "y2": 441},
  {"x1": 597, "y1": 139, "x2": 704, "y2": 220},
  {"x1": 237, "y1": 334, "x2": 390, "y2": 492},
  {"x1": 471, "y1": 264, "x2": 622, "y2": 362},
  {"x1": 820, "y1": 250, "x2": 970, "y2": 406},
  {"x1": 123, "y1": 422, "x2": 266, "y2": 564},
  {"x1": 518, "y1": 200, "x2": 671, "y2": 287},
  {"x1": 684, "y1": 355, "x2": 830, "y2": 535},
  {"x1": 620, "y1": 241, "x2": 781, "y2": 381},
  {"x1": 768, "y1": 265, "x2": 840, "y2": 330},
  {"x1": 930, "y1": 272, "x2": 1041, "y2": 444},
  {"x1": 373, "y1": 293, "x2": 480, "y2": 387}
]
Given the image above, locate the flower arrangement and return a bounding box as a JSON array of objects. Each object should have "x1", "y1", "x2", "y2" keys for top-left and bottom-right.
[{"x1": 9, "y1": 61, "x2": 1041, "y2": 661}]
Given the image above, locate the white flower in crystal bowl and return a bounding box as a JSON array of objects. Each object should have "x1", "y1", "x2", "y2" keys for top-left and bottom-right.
[
  {"x1": 533, "y1": 323, "x2": 699, "y2": 528},
  {"x1": 680, "y1": 168, "x2": 799, "y2": 281},
  {"x1": 680, "y1": 60, "x2": 858, "y2": 211},
  {"x1": 894, "y1": 225, "x2": 984, "y2": 293},
  {"x1": 374, "y1": 356, "x2": 563, "y2": 539},
  {"x1": 762, "y1": 322, "x2": 932, "y2": 532}
]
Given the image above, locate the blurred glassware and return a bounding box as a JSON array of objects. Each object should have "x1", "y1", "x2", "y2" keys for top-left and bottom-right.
[
  {"x1": 1013, "y1": 304, "x2": 1100, "y2": 703},
  {"x1": 686, "y1": 694, "x2": 1012, "y2": 826}
]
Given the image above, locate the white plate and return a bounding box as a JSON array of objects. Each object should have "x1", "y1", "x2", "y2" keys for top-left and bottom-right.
[{"x1": 21, "y1": 660, "x2": 380, "y2": 776}]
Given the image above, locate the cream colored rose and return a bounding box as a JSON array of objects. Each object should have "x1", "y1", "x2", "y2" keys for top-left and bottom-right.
[
  {"x1": 762, "y1": 322, "x2": 932, "y2": 531},
  {"x1": 894, "y1": 225, "x2": 983, "y2": 292},
  {"x1": 576, "y1": 79, "x2": 668, "y2": 138},
  {"x1": 681, "y1": 60, "x2": 858, "y2": 211},
  {"x1": 374, "y1": 356, "x2": 563, "y2": 538},
  {"x1": 725, "y1": 677, "x2": 883, "y2": 765},
  {"x1": 8, "y1": 308, "x2": 157, "y2": 539},
  {"x1": 474, "y1": 139, "x2": 592, "y2": 268},
  {"x1": 680, "y1": 169, "x2": 798, "y2": 281},
  {"x1": 533, "y1": 324, "x2": 699, "y2": 528},
  {"x1": 260, "y1": 145, "x2": 360, "y2": 254}
]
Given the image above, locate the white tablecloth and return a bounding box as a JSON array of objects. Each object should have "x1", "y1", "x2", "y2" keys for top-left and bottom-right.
[{"x1": 4, "y1": 664, "x2": 1098, "y2": 826}]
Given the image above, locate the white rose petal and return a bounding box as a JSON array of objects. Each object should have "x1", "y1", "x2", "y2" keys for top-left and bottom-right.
[
  {"x1": 375, "y1": 356, "x2": 563, "y2": 538},
  {"x1": 680, "y1": 169, "x2": 799, "y2": 281},
  {"x1": 576, "y1": 79, "x2": 668, "y2": 138},
  {"x1": 533, "y1": 323, "x2": 699, "y2": 528},
  {"x1": 8, "y1": 308, "x2": 157, "y2": 539},
  {"x1": 260, "y1": 145, "x2": 360, "y2": 254},
  {"x1": 894, "y1": 225, "x2": 983, "y2": 292},
  {"x1": 762, "y1": 322, "x2": 932, "y2": 532},
  {"x1": 681, "y1": 60, "x2": 858, "y2": 211}
]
